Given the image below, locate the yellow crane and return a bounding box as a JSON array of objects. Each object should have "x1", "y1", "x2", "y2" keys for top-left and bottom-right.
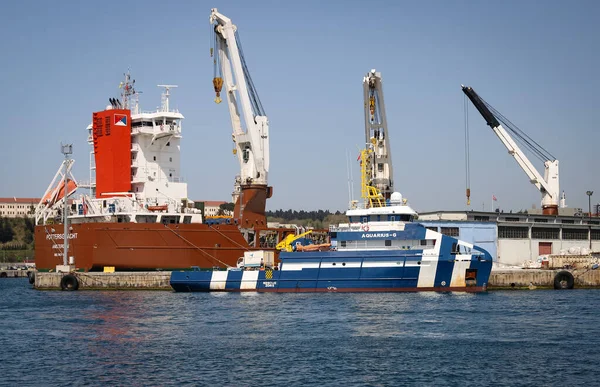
[{"x1": 276, "y1": 230, "x2": 313, "y2": 252}]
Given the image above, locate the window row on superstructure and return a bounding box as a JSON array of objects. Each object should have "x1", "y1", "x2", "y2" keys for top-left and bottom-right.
[
  {"x1": 348, "y1": 214, "x2": 414, "y2": 223},
  {"x1": 337, "y1": 239, "x2": 437, "y2": 250}
]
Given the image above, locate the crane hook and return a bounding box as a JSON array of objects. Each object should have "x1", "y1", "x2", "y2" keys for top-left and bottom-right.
[{"x1": 213, "y1": 77, "x2": 223, "y2": 104}]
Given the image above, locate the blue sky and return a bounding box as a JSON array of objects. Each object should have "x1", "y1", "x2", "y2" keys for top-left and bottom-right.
[{"x1": 0, "y1": 0, "x2": 598, "y2": 213}]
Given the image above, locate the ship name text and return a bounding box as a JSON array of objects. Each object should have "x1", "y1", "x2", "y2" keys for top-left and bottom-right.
[
  {"x1": 362, "y1": 232, "x2": 397, "y2": 239},
  {"x1": 46, "y1": 233, "x2": 79, "y2": 240}
]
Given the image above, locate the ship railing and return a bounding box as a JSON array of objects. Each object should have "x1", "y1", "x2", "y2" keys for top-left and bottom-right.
[
  {"x1": 131, "y1": 127, "x2": 154, "y2": 135},
  {"x1": 131, "y1": 126, "x2": 181, "y2": 136},
  {"x1": 329, "y1": 223, "x2": 364, "y2": 232},
  {"x1": 330, "y1": 221, "x2": 408, "y2": 232},
  {"x1": 138, "y1": 109, "x2": 181, "y2": 115},
  {"x1": 77, "y1": 179, "x2": 95, "y2": 188},
  {"x1": 348, "y1": 201, "x2": 407, "y2": 210}
]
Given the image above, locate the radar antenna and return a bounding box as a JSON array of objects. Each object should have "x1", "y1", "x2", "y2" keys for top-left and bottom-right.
[{"x1": 157, "y1": 85, "x2": 178, "y2": 112}]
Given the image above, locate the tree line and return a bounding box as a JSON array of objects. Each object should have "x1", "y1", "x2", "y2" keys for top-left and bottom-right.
[
  {"x1": 218, "y1": 203, "x2": 346, "y2": 228},
  {"x1": 266, "y1": 209, "x2": 342, "y2": 222},
  {"x1": 0, "y1": 216, "x2": 34, "y2": 247}
]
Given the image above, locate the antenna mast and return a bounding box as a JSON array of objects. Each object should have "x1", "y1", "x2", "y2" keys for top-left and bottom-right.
[
  {"x1": 61, "y1": 143, "x2": 73, "y2": 268},
  {"x1": 120, "y1": 71, "x2": 137, "y2": 110},
  {"x1": 157, "y1": 85, "x2": 178, "y2": 112}
]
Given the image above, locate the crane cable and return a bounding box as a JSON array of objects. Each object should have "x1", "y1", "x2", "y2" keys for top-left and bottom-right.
[
  {"x1": 464, "y1": 94, "x2": 471, "y2": 206},
  {"x1": 480, "y1": 97, "x2": 555, "y2": 163},
  {"x1": 211, "y1": 24, "x2": 223, "y2": 104}
]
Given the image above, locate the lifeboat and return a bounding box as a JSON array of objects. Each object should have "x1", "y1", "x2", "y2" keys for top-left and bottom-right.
[
  {"x1": 295, "y1": 243, "x2": 331, "y2": 252},
  {"x1": 147, "y1": 204, "x2": 168, "y2": 212},
  {"x1": 42, "y1": 179, "x2": 78, "y2": 206}
]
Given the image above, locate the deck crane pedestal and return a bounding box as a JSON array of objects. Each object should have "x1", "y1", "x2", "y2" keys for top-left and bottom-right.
[
  {"x1": 462, "y1": 85, "x2": 560, "y2": 215},
  {"x1": 210, "y1": 8, "x2": 272, "y2": 228},
  {"x1": 363, "y1": 69, "x2": 394, "y2": 201}
]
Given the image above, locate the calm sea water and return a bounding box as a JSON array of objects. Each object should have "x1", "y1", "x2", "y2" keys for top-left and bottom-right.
[{"x1": 1, "y1": 278, "x2": 599, "y2": 387}]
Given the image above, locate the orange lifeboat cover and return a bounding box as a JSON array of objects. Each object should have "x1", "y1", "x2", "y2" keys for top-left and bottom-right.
[{"x1": 43, "y1": 179, "x2": 78, "y2": 206}]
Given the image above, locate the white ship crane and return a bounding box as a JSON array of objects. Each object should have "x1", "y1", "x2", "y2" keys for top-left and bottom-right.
[
  {"x1": 210, "y1": 8, "x2": 272, "y2": 227},
  {"x1": 363, "y1": 69, "x2": 394, "y2": 200},
  {"x1": 462, "y1": 85, "x2": 561, "y2": 215}
]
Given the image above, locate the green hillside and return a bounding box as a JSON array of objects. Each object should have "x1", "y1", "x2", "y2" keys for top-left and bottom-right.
[{"x1": 0, "y1": 217, "x2": 35, "y2": 262}]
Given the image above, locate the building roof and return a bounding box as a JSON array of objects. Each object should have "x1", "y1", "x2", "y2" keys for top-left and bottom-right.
[
  {"x1": 418, "y1": 209, "x2": 600, "y2": 227},
  {"x1": 199, "y1": 200, "x2": 228, "y2": 207},
  {"x1": 0, "y1": 198, "x2": 40, "y2": 204}
]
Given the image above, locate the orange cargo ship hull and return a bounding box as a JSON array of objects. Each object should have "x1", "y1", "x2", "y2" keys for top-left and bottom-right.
[{"x1": 34, "y1": 223, "x2": 279, "y2": 271}]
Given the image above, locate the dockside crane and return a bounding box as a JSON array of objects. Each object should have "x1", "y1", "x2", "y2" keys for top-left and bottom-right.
[
  {"x1": 363, "y1": 69, "x2": 394, "y2": 201},
  {"x1": 210, "y1": 8, "x2": 272, "y2": 227},
  {"x1": 462, "y1": 85, "x2": 560, "y2": 215}
]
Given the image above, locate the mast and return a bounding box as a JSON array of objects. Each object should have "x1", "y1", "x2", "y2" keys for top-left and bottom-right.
[
  {"x1": 61, "y1": 143, "x2": 73, "y2": 267},
  {"x1": 158, "y1": 85, "x2": 178, "y2": 112}
]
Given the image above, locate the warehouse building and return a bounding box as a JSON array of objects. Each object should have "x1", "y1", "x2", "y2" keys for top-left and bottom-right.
[{"x1": 419, "y1": 210, "x2": 600, "y2": 267}]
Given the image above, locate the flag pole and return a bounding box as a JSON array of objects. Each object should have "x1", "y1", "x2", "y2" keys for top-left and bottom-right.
[{"x1": 491, "y1": 194, "x2": 494, "y2": 213}]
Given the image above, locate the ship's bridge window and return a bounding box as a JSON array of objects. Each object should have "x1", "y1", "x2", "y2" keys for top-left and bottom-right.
[
  {"x1": 451, "y1": 243, "x2": 471, "y2": 255},
  {"x1": 161, "y1": 215, "x2": 180, "y2": 225},
  {"x1": 133, "y1": 121, "x2": 153, "y2": 128},
  {"x1": 451, "y1": 242, "x2": 459, "y2": 255},
  {"x1": 136, "y1": 215, "x2": 158, "y2": 223},
  {"x1": 399, "y1": 214, "x2": 413, "y2": 222}
]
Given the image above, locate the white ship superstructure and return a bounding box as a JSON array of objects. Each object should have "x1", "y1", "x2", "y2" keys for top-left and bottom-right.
[{"x1": 37, "y1": 73, "x2": 202, "y2": 225}]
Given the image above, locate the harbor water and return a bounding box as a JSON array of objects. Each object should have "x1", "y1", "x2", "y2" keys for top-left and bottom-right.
[{"x1": 1, "y1": 278, "x2": 599, "y2": 386}]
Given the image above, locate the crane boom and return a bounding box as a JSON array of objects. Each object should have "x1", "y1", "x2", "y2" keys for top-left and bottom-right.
[
  {"x1": 210, "y1": 8, "x2": 272, "y2": 227},
  {"x1": 363, "y1": 69, "x2": 394, "y2": 200},
  {"x1": 461, "y1": 85, "x2": 559, "y2": 215}
]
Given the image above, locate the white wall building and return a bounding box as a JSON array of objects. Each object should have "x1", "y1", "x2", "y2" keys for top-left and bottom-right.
[
  {"x1": 201, "y1": 201, "x2": 232, "y2": 217},
  {"x1": 0, "y1": 198, "x2": 39, "y2": 218},
  {"x1": 419, "y1": 210, "x2": 600, "y2": 267}
]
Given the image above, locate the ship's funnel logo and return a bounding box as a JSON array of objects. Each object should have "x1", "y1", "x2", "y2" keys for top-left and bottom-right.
[{"x1": 114, "y1": 114, "x2": 127, "y2": 126}]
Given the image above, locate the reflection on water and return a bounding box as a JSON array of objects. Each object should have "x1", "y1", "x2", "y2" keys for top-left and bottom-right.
[{"x1": 1, "y1": 280, "x2": 600, "y2": 386}]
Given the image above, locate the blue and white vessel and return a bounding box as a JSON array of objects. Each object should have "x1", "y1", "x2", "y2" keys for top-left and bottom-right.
[{"x1": 170, "y1": 192, "x2": 493, "y2": 292}]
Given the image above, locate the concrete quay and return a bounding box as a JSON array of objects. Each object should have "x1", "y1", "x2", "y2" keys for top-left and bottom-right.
[
  {"x1": 34, "y1": 271, "x2": 171, "y2": 290},
  {"x1": 30, "y1": 269, "x2": 600, "y2": 291},
  {"x1": 0, "y1": 269, "x2": 33, "y2": 279},
  {"x1": 489, "y1": 268, "x2": 600, "y2": 289}
]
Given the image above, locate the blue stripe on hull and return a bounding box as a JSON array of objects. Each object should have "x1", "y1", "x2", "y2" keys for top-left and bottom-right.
[
  {"x1": 433, "y1": 236, "x2": 456, "y2": 287},
  {"x1": 225, "y1": 270, "x2": 243, "y2": 290}
]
